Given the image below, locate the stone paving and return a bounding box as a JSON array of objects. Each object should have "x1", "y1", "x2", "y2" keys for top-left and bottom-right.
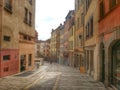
[
  {"x1": 28, "y1": 63, "x2": 107, "y2": 90},
  {"x1": 0, "y1": 62, "x2": 108, "y2": 90},
  {"x1": 0, "y1": 64, "x2": 48, "y2": 90}
]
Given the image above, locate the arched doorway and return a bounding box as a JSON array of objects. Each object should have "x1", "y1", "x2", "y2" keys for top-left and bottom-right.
[
  {"x1": 111, "y1": 41, "x2": 120, "y2": 89},
  {"x1": 100, "y1": 43, "x2": 105, "y2": 83}
]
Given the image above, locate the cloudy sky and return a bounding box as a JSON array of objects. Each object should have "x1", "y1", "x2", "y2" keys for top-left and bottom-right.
[{"x1": 35, "y1": 0, "x2": 75, "y2": 40}]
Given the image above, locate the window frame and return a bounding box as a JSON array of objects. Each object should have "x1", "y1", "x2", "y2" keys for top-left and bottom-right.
[
  {"x1": 3, "y1": 55, "x2": 10, "y2": 61},
  {"x1": 4, "y1": 0, "x2": 12, "y2": 13},
  {"x1": 99, "y1": 0, "x2": 105, "y2": 19},
  {"x1": 4, "y1": 36, "x2": 11, "y2": 41}
]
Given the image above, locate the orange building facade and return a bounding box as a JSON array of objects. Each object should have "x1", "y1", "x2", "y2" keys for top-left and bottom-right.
[{"x1": 98, "y1": 0, "x2": 120, "y2": 89}]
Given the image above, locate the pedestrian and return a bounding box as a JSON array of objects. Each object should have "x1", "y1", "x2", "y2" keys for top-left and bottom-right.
[
  {"x1": 37, "y1": 63, "x2": 39, "y2": 69},
  {"x1": 50, "y1": 58, "x2": 52, "y2": 64}
]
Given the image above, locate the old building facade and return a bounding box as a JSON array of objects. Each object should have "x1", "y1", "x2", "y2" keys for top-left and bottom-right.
[
  {"x1": 19, "y1": 0, "x2": 35, "y2": 72},
  {"x1": 63, "y1": 10, "x2": 74, "y2": 66},
  {"x1": 98, "y1": 0, "x2": 120, "y2": 89},
  {"x1": 68, "y1": 12, "x2": 75, "y2": 67},
  {"x1": 55, "y1": 26, "x2": 61, "y2": 63},
  {"x1": 74, "y1": 0, "x2": 84, "y2": 69},
  {"x1": 84, "y1": 0, "x2": 99, "y2": 80},
  {"x1": 44, "y1": 39, "x2": 51, "y2": 61},
  {"x1": 35, "y1": 30, "x2": 39, "y2": 57},
  {"x1": 50, "y1": 29, "x2": 58, "y2": 62},
  {"x1": 59, "y1": 24, "x2": 64, "y2": 64},
  {"x1": 35, "y1": 40, "x2": 41, "y2": 58},
  {"x1": 0, "y1": 0, "x2": 35, "y2": 77},
  {"x1": 50, "y1": 30, "x2": 55, "y2": 62}
]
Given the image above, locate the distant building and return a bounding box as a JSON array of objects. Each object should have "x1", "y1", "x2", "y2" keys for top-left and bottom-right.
[
  {"x1": 44, "y1": 39, "x2": 51, "y2": 61},
  {"x1": 50, "y1": 26, "x2": 61, "y2": 63},
  {"x1": 63, "y1": 10, "x2": 74, "y2": 65},
  {"x1": 0, "y1": 0, "x2": 36, "y2": 77},
  {"x1": 74, "y1": 0, "x2": 84, "y2": 68},
  {"x1": 39, "y1": 40, "x2": 46, "y2": 56},
  {"x1": 68, "y1": 11, "x2": 75, "y2": 67},
  {"x1": 59, "y1": 24, "x2": 64, "y2": 64},
  {"x1": 35, "y1": 40, "x2": 41, "y2": 58},
  {"x1": 35, "y1": 39, "x2": 51, "y2": 59},
  {"x1": 50, "y1": 29, "x2": 57, "y2": 62}
]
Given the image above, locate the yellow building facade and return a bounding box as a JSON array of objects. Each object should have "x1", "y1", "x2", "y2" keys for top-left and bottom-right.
[
  {"x1": 84, "y1": 0, "x2": 99, "y2": 80},
  {"x1": 74, "y1": 0, "x2": 84, "y2": 69},
  {"x1": 50, "y1": 29, "x2": 57, "y2": 62}
]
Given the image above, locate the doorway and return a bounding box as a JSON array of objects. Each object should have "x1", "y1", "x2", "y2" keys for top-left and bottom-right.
[
  {"x1": 111, "y1": 41, "x2": 120, "y2": 89},
  {"x1": 20, "y1": 55, "x2": 26, "y2": 72}
]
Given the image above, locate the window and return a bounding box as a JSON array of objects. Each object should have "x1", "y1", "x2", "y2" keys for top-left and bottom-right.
[
  {"x1": 86, "y1": 0, "x2": 92, "y2": 12},
  {"x1": 24, "y1": 8, "x2": 28, "y2": 24},
  {"x1": 110, "y1": 0, "x2": 117, "y2": 8},
  {"x1": 100, "y1": 1, "x2": 104, "y2": 19},
  {"x1": 4, "y1": 0, "x2": 12, "y2": 13},
  {"x1": 28, "y1": 54, "x2": 32, "y2": 66},
  {"x1": 29, "y1": 12, "x2": 32, "y2": 26},
  {"x1": 86, "y1": 23, "x2": 89, "y2": 38},
  {"x1": 86, "y1": 16, "x2": 93, "y2": 39},
  {"x1": 81, "y1": 13, "x2": 84, "y2": 26},
  {"x1": 24, "y1": 35, "x2": 27, "y2": 40},
  {"x1": 3, "y1": 55, "x2": 10, "y2": 61},
  {"x1": 90, "y1": 17, "x2": 93, "y2": 36},
  {"x1": 24, "y1": 8, "x2": 32, "y2": 26},
  {"x1": 28, "y1": 37, "x2": 31, "y2": 41},
  {"x1": 110, "y1": 0, "x2": 120, "y2": 9},
  {"x1": 79, "y1": 35, "x2": 83, "y2": 46},
  {"x1": 4, "y1": 36, "x2": 11, "y2": 41},
  {"x1": 28, "y1": 0, "x2": 32, "y2": 5}
]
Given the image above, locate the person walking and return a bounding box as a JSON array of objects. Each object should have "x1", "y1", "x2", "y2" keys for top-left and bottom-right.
[{"x1": 50, "y1": 58, "x2": 52, "y2": 64}]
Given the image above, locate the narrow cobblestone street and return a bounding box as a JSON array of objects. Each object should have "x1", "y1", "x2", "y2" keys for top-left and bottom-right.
[
  {"x1": 0, "y1": 62, "x2": 107, "y2": 90},
  {"x1": 27, "y1": 62, "x2": 107, "y2": 90}
]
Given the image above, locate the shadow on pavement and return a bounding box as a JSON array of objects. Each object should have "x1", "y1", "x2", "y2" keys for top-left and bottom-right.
[{"x1": 14, "y1": 71, "x2": 35, "y2": 77}]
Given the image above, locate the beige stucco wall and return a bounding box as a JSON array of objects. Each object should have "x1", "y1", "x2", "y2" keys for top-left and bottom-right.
[
  {"x1": 84, "y1": 0, "x2": 99, "y2": 80},
  {"x1": 1, "y1": 0, "x2": 35, "y2": 72},
  {"x1": 19, "y1": 43, "x2": 35, "y2": 71}
]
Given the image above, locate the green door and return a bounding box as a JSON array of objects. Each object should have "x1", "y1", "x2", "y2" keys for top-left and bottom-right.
[{"x1": 112, "y1": 41, "x2": 120, "y2": 89}]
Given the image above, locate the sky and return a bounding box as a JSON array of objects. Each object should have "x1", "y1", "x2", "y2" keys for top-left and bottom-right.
[{"x1": 35, "y1": 0, "x2": 75, "y2": 40}]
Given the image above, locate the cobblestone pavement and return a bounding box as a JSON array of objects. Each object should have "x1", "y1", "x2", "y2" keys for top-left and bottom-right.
[
  {"x1": 0, "y1": 63, "x2": 48, "y2": 90},
  {"x1": 28, "y1": 63, "x2": 107, "y2": 90}
]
